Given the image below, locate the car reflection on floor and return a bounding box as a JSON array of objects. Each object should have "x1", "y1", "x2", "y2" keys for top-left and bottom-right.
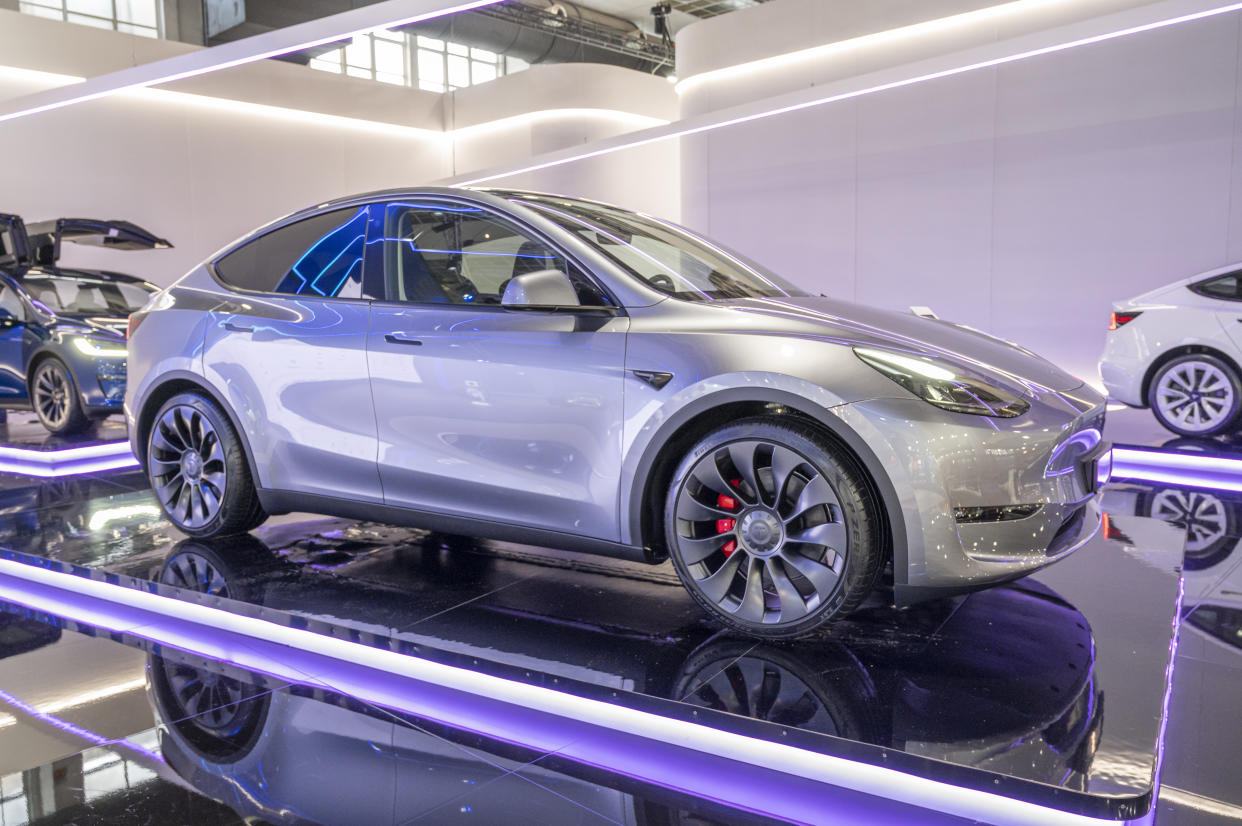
[
  {"x1": 132, "y1": 529, "x2": 1104, "y2": 816},
  {"x1": 1104, "y1": 435, "x2": 1242, "y2": 656}
]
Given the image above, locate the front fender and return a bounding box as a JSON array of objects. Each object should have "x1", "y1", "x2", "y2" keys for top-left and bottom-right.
[{"x1": 618, "y1": 372, "x2": 914, "y2": 586}]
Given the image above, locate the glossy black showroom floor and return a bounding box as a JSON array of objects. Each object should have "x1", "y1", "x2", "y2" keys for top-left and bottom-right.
[{"x1": 0, "y1": 408, "x2": 1237, "y2": 825}]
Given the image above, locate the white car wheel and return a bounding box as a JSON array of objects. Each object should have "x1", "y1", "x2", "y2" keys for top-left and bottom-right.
[{"x1": 1151, "y1": 355, "x2": 1242, "y2": 436}]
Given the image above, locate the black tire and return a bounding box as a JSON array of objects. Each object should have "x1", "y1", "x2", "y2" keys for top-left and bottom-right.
[
  {"x1": 30, "y1": 358, "x2": 90, "y2": 435},
  {"x1": 663, "y1": 417, "x2": 884, "y2": 639},
  {"x1": 147, "y1": 392, "x2": 266, "y2": 538},
  {"x1": 1149, "y1": 354, "x2": 1242, "y2": 437}
]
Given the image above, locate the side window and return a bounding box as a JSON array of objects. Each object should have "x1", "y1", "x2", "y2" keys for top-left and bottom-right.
[
  {"x1": 1192, "y1": 274, "x2": 1242, "y2": 301},
  {"x1": 0, "y1": 283, "x2": 24, "y2": 321},
  {"x1": 374, "y1": 201, "x2": 610, "y2": 306},
  {"x1": 214, "y1": 206, "x2": 369, "y2": 299}
]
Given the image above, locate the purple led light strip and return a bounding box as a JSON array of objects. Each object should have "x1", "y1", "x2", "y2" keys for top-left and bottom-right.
[
  {"x1": 1111, "y1": 447, "x2": 1242, "y2": 492},
  {"x1": 0, "y1": 440, "x2": 137, "y2": 477},
  {"x1": 0, "y1": 558, "x2": 1149, "y2": 826}
]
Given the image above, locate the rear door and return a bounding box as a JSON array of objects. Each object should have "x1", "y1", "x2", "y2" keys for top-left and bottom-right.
[{"x1": 202, "y1": 205, "x2": 381, "y2": 503}]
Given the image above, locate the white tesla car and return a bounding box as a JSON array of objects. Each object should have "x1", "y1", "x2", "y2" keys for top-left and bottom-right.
[{"x1": 1101, "y1": 263, "x2": 1242, "y2": 435}]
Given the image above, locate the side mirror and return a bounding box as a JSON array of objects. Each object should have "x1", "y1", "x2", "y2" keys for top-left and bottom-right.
[{"x1": 501, "y1": 269, "x2": 581, "y2": 309}]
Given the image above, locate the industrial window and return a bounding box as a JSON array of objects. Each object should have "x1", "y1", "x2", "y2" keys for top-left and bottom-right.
[
  {"x1": 18, "y1": 0, "x2": 161, "y2": 38},
  {"x1": 309, "y1": 29, "x2": 528, "y2": 92}
]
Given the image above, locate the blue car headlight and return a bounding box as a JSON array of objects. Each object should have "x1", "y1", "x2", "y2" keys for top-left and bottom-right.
[
  {"x1": 854, "y1": 347, "x2": 1030, "y2": 418},
  {"x1": 71, "y1": 338, "x2": 127, "y2": 358}
]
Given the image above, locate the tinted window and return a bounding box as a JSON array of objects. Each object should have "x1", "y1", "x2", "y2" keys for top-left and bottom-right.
[
  {"x1": 506, "y1": 193, "x2": 806, "y2": 302},
  {"x1": 1191, "y1": 274, "x2": 1242, "y2": 301},
  {"x1": 0, "y1": 283, "x2": 23, "y2": 320},
  {"x1": 215, "y1": 207, "x2": 369, "y2": 298},
  {"x1": 23, "y1": 276, "x2": 153, "y2": 315},
  {"x1": 375, "y1": 201, "x2": 609, "y2": 306}
]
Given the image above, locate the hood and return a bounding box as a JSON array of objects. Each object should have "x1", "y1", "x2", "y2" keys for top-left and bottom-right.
[{"x1": 718, "y1": 296, "x2": 1084, "y2": 392}]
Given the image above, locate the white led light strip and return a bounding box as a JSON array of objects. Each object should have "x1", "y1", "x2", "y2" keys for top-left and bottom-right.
[
  {"x1": 674, "y1": 0, "x2": 1079, "y2": 94},
  {"x1": 0, "y1": 0, "x2": 506, "y2": 124},
  {"x1": 0, "y1": 558, "x2": 1145, "y2": 826},
  {"x1": 455, "y1": 0, "x2": 1242, "y2": 186},
  {"x1": 0, "y1": 64, "x2": 667, "y2": 141}
]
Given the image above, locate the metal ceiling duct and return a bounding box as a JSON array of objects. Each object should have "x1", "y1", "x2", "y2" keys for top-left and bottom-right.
[{"x1": 396, "y1": 1, "x2": 671, "y2": 73}]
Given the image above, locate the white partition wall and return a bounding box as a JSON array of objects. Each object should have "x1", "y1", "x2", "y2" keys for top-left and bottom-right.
[{"x1": 676, "y1": 0, "x2": 1242, "y2": 385}]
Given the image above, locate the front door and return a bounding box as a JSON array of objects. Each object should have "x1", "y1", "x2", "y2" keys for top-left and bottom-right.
[
  {"x1": 201, "y1": 205, "x2": 382, "y2": 503},
  {"x1": 365, "y1": 199, "x2": 628, "y2": 540}
]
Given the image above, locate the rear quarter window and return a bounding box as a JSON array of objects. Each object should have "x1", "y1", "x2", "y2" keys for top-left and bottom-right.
[
  {"x1": 214, "y1": 207, "x2": 368, "y2": 298},
  {"x1": 1190, "y1": 273, "x2": 1242, "y2": 301}
]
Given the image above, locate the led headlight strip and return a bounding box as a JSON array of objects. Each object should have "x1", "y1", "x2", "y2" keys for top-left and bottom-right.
[{"x1": 0, "y1": 557, "x2": 1152, "y2": 826}]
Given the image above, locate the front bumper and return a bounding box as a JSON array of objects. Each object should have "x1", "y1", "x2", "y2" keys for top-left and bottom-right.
[
  {"x1": 834, "y1": 383, "x2": 1107, "y2": 599},
  {"x1": 73, "y1": 354, "x2": 128, "y2": 412}
]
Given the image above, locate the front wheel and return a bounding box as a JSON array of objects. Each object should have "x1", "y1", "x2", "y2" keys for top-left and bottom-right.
[
  {"x1": 664, "y1": 418, "x2": 884, "y2": 639},
  {"x1": 1150, "y1": 354, "x2": 1242, "y2": 436},
  {"x1": 31, "y1": 358, "x2": 89, "y2": 435},
  {"x1": 147, "y1": 392, "x2": 266, "y2": 537}
]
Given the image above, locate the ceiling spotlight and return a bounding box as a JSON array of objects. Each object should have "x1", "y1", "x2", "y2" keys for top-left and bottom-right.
[{"x1": 541, "y1": 7, "x2": 567, "y2": 27}]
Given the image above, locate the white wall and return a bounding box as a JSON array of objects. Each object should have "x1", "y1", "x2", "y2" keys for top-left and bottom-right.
[{"x1": 675, "y1": 0, "x2": 1242, "y2": 384}]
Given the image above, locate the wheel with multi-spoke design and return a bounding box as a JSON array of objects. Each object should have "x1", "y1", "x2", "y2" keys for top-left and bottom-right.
[
  {"x1": 1139, "y1": 487, "x2": 1239, "y2": 571},
  {"x1": 150, "y1": 541, "x2": 270, "y2": 762},
  {"x1": 147, "y1": 392, "x2": 266, "y2": 537},
  {"x1": 1150, "y1": 354, "x2": 1242, "y2": 436},
  {"x1": 664, "y1": 418, "x2": 884, "y2": 638},
  {"x1": 31, "y1": 358, "x2": 89, "y2": 435}
]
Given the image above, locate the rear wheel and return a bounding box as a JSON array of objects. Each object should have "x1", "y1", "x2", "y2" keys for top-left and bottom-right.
[
  {"x1": 31, "y1": 358, "x2": 89, "y2": 435},
  {"x1": 664, "y1": 418, "x2": 884, "y2": 639},
  {"x1": 146, "y1": 392, "x2": 266, "y2": 537},
  {"x1": 1150, "y1": 354, "x2": 1242, "y2": 436}
]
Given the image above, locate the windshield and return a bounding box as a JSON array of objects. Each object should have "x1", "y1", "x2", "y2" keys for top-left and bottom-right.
[
  {"x1": 506, "y1": 194, "x2": 807, "y2": 302},
  {"x1": 22, "y1": 275, "x2": 156, "y2": 316}
]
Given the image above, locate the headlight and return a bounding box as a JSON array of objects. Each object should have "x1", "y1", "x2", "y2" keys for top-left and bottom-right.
[
  {"x1": 854, "y1": 347, "x2": 1030, "y2": 418},
  {"x1": 71, "y1": 338, "x2": 127, "y2": 358}
]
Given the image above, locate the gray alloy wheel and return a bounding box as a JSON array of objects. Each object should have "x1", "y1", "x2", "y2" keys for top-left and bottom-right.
[
  {"x1": 31, "y1": 359, "x2": 88, "y2": 434},
  {"x1": 159, "y1": 552, "x2": 246, "y2": 727},
  {"x1": 161, "y1": 550, "x2": 232, "y2": 598},
  {"x1": 146, "y1": 393, "x2": 266, "y2": 537},
  {"x1": 1151, "y1": 355, "x2": 1242, "y2": 436},
  {"x1": 666, "y1": 419, "x2": 882, "y2": 638},
  {"x1": 152, "y1": 546, "x2": 270, "y2": 762},
  {"x1": 150, "y1": 405, "x2": 228, "y2": 529}
]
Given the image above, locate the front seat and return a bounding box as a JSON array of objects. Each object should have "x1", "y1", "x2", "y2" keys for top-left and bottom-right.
[{"x1": 497, "y1": 240, "x2": 557, "y2": 299}]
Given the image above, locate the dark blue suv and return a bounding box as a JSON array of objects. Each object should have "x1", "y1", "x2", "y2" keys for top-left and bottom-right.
[{"x1": 0, "y1": 214, "x2": 165, "y2": 434}]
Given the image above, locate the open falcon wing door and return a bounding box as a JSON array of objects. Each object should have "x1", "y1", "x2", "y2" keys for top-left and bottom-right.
[
  {"x1": 24, "y1": 218, "x2": 172, "y2": 265},
  {"x1": 0, "y1": 214, "x2": 31, "y2": 269}
]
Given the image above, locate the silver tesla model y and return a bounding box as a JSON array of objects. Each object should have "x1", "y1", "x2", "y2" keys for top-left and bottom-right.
[{"x1": 126, "y1": 188, "x2": 1108, "y2": 638}]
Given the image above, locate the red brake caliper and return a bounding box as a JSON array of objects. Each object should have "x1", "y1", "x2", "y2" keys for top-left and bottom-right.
[{"x1": 717, "y1": 481, "x2": 740, "y2": 556}]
